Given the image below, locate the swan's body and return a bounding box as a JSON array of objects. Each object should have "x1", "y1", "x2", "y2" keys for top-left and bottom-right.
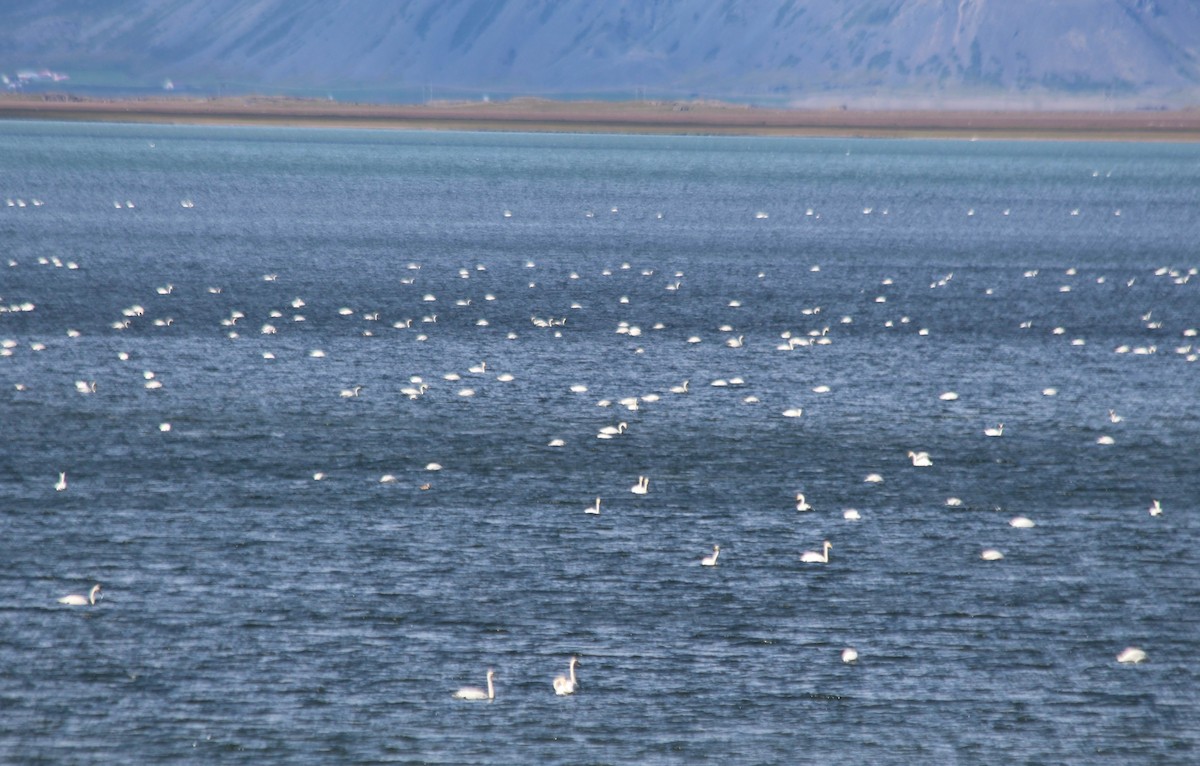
[
  {"x1": 453, "y1": 669, "x2": 495, "y2": 700},
  {"x1": 553, "y1": 657, "x2": 579, "y2": 696},
  {"x1": 1009, "y1": 516, "x2": 1036, "y2": 528},
  {"x1": 586, "y1": 497, "x2": 601, "y2": 515},
  {"x1": 1149, "y1": 500, "x2": 1162, "y2": 516},
  {"x1": 841, "y1": 648, "x2": 858, "y2": 663},
  {"x1": 701, "y1": 545, "x2": 720, "y2": 566},
  {"x1": 801, "y1": 540, "x2": 832, "y2": 563},
  {"x1": 981, "y1": 549, "x2": 1004, "y2": 561},
  {"x1": 795, "y1": 493, "x2": 812, "y2": 512},
  {"x1": 1116, "y1": 647, "x2": 1147, "y2": 664},
  {"x1": 58, "y1": 584, "x2": 101, "y2": 606},
  {"x1": 843, "y1": 508, "x2": 861, "y2": 521},
  {"x1": 984, "y1": 423, "x2": 1004, "y2": 437},
  {"x1": 631, "y1": 476, "x2": 649, "y2": 495},
  {"x1": 55, "y1": 472, "x2": 67, "y2": 491}
]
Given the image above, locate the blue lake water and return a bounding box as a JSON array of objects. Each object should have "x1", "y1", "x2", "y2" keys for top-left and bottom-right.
[{"x1": 1, "y1": 121, "x2": 1198, "y2": 764}]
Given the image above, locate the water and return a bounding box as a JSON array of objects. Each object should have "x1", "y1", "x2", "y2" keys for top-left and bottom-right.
[{"x1": 2, "y1": 121, "x2": 1198, "y2": 764}]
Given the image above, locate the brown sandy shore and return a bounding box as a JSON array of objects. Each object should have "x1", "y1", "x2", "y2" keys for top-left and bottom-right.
[{"x1": 3, "y1": 94, "x2": 1200, "y2": 141}]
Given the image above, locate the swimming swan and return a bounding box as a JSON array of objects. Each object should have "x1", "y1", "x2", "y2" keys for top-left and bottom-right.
[
  {"x1": 795, "y1": 493, "x2": 812, "y2": 512},
  {"x1": 908, "y1": 450, "x2": 933, "y2": 467},
  {"x1": 631, "y1": 476, "x2": 649, "y2": 495},
  {"x1": 1116, "y1": 647, "x2": 1147, "y2": 664},
  {"x1": 984, "y1": 423, "x2": 1004, "y2": 437},
  {"x1": 58, "y1": 584, "x2": 101, "y2": 606},
  {"x1": 801, "y1": 541, "x2": 832, "y2": 563},
  {"x1": 453, "y1": 669, "x2": 495, "y2": 700},
  {"x1": 701, "y1": 544, "x2": 721, "y2": 566},
  {"x1": 55, "y1": 472, "x2": 67, "y2": 491},
  {"x1": 586, "y1": 497, "x2": 601, "y2": 515},
  {"x1": 553, "y1": 657, "x2": 579, "y2": 695}
]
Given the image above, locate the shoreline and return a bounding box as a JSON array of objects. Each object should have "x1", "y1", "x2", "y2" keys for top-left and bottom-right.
[{"x1": 3, "y1": 94, "x2": 1200, "y2": 141}]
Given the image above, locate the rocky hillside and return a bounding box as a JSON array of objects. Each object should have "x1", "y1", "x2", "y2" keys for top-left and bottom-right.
[{"x1": 3, "y1": 0, "x2": 1199, "y2": 107}]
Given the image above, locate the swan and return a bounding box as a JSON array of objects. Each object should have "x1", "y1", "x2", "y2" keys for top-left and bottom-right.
[
  {"x1": 1149, "y1": 500, "x2": 1162, "y2": 517},
  {"x1": 631, "y1": 476, "x2": 649, "y2": 495},
  {"x1": 908, "y1": 451, "x2": 932, "y2": 467},
  {"x1": 1009, "y1": 516, "x2": 1036, "y2": 528},
  {"x1": 939, "y1": 391, "x2": 959, "y2": 401},
  {"x1": 468, "y1": 361, "x2": 487, "y2": 374},
  {"x1": 453, "y1": 669, "x2": 495, "y2": 700},
  {"x1": 339, "y1": 386, "x2": 362, "y2": 398},
  {"x1": 598, "y1": 422, "x2": 627, "y2": 437},
  {"x1": 782, "y1": 408, "x2": 804, "y2": 418},
  {"x1": 669, "y1": 380, "x2": 689, "y2": 394},
  {"x1": 841, "y1": 648, "x2": 858, "y2": 663},
  {"x1": 1108, "y1": 409, "x2": 1123, "y2": 423},
  {"x1": 795, "y1": 493, "x2": 812, "y2": 512},
  {"x1": 553, "y1": 657, "x2": 579, "y2": 695},
  {"x1": 55, "y1": 472, "x2": 67, "y2": 491},
  {"x1": 981, "y1": 549, "x2": 1004, "y2": 561},
  {"x1": 58, "y1": 584, "x2": 101, "y2": 606},
  {"x1": 1096, "y1": 435, "x2": 1115, "y2": 445},
  {"x1": 843, "y1": 508, "x2": 861, "y2": 521},
  {"x1": 984, "y1": 423, "x2": 1004, "y2": 437},
  {"x1": 864, "y1": 473, "x2": 884, "y2": 483},
  {"x1": 801, "y1": 541, "x2": 832, "y2": 563},
  {"x1": 586, "y1": 497, "x2": 601, "y2": 515},
  {"x1": 701, "y1": 545, "x2": 720, "y2": 566},
  {"x1": 1116, "y1": 647, "x2": 1146, "y2": 664}
]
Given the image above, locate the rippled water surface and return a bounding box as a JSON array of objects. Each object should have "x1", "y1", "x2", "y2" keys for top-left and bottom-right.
[{"x1": 2, "y1": 122, "x2": 1199, "y2": 764}]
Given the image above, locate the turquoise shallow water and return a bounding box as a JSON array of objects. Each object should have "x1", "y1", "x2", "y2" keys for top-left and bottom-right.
[{"x1": 1, "y1": 122, "x2": 1198, "y2": 764}]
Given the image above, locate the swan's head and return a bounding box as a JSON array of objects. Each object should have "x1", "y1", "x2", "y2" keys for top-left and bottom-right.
[{"x1": 824, "y1": 541, "x2": 832, "y2": 550}]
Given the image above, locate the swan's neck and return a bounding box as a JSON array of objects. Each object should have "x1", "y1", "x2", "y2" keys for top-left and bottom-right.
[{"x1": 486, "y1": 675, "x2": 494, "y2": 699}]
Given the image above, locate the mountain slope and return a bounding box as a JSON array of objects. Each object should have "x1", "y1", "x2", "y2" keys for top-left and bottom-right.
[{"x1": 3, "y1": 0, "x2": 1199, "y2": 106}]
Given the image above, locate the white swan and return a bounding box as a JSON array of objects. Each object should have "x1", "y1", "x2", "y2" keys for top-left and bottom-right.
[
  {"x1": 1149, "y1": 500, "x2": 1162, "y2": 517},
  {"x1": 669, "y1": 380, "x2": 689, "y2": 394},
  {"x1": 55, "y1": 472, "x2": 67, "y2": 491},
  {"x1": 841, "y1": 648, "x2": 858, "y2": 663},
  {"x1": 58, "y1": 584, "x2": 101, "y2": 606},
  {"x1": 1009, "y1": 516, "x2": 1036, "y2": 528},
  {"x1": 598, "y1": 422, "x2": 628, "y2": 436},
  {"x1": 981, "y1": 549, "x2": 1004, "y2": 561},
  {"x1": 586, "y1": 497, "x2": 601, "y2": 515},
  {"x1": 984, "y1": 423, "x2": 1004, "y2": 437},
  {"x1": 553, "y1": 657, "x2": 579, "y2": 695},
  {"x1": 801, "y1": 540, "x2": 832, "y2": 563},
  {"x1": 701, "y1": 544, "x2": 720, "y2": 566},
  {"x1": 1116, "y1": 647, "x2": 1147, "y2": 664},
  {"x1": 631, "y1": 476, "x2": 649, "y2": 495},
  {"x1": 795, "y1": 493, "x2": 812, "y2": 512},
  {"x1": 453, "y1": 669, "x2": 495, "y2": 700},
  {"x1": 908, "y1": 451, "x2": 933, "y2": 467},
  {"x1": 843, "y1": 508, "x2": 861, "y2": 521}
]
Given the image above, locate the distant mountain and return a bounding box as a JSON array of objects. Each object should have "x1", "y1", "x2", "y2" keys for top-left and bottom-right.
[{"x1": 3, "y1": 0, "x2": 1199, "y2": 108}]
